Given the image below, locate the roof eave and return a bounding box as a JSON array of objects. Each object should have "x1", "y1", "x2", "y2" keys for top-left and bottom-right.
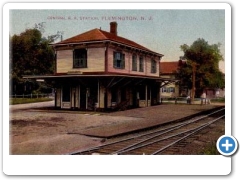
[
  {"x1": 109, "y1": 40, "x2": 164, "y2": 58},
  {"x1": 52, "y1": 40, "x2": 163, "y2": 58},
  {"x1": 23, "y1": 74, "x2": 169, "y2": 81},
  {"x1": 51, "y1": 40, "x2": 110, "y2": 47}
]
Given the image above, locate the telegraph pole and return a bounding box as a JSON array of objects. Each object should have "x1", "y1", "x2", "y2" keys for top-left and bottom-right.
[{"x1": 191, "y1": 62, "x2": 196, "y2": 104}]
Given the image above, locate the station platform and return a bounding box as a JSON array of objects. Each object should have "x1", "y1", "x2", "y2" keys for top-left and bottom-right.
[{"x1": 68, "y1": 104, "x2": 224, "y2": 138}]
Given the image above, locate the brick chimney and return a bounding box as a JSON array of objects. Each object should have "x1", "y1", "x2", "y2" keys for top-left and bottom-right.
[{"x1": 110, "y1": 22, "x2": 117, "y2": 36}]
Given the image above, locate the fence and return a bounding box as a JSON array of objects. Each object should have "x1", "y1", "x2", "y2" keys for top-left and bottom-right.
[
  {"x1": 10, "y1": 93, "x2": 54, "y2": 99},
  {"x1": 160, "y1": 97, "x2": 202, "y2": 104}
]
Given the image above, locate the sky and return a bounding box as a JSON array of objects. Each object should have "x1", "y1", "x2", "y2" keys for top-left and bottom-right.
[{"x1": 9, "y1": 9, "x2": 225, "y2": 72}]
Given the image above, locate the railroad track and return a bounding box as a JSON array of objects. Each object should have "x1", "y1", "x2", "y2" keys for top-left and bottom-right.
[{"x1": 71, "y1": 108, "x2": 225, "y2": 155}]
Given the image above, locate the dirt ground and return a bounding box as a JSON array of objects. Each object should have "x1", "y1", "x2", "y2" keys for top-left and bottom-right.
[
  {"x1": 9, "y1": 101, "x2": 141, "y2": 154},
  {"x1": 162, "y1": 118, "x2": 225, "y2": 155},
  {"x1": 9, "y1": 101, "x2": 225, "y2": 155}
]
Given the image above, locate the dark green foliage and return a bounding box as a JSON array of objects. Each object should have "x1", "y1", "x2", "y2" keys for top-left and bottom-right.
[
  {"x1": 10, "y1": 28, "x2": 55, "y2": 95},
  {"x1": 177, "y1": 38, "x2": 225, "y2": 97}
]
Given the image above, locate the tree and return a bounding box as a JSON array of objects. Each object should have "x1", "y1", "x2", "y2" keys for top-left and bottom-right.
[
  {"x1": 10, "y1": 28, "x2": 55, "y2": 95},
  {"x1": 177, "y1": 38, "x2": 225, "y2": 100},
  {"x1": 34, "y1": 22, "x2": 64, "y2": 43}
]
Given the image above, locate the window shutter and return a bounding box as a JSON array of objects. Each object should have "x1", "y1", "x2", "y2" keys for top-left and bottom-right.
[
  {"x1": 132, "y1": 55, "x2": 137, "y2": 71},
  {"x1": 82, "y1": 58, "x2": 85, "y2": 68},
  {"x1": 122, "y1": 54, "x2": 125, "y2": 69},
  {"x1": 139, "y1": 56, "x2": 144, "y2": 72},
  {"x1": 73, "y1": 50, "x2": 78, "y2": 67},
  {"x1": 113, "y1": 52, "x2": 117, "y2": 68},
  {"x1": 151, "y1": 59, "x2": 157, "y2": 73},
  {"x1": 83, "y1": 53, "x2": 87, "y2": 68},
  {"x1": 151, "y1": 59, "x2": 153, "y2": 73}
]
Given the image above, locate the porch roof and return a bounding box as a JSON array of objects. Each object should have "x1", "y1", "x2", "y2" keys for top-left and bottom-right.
[
  {"x1": 23, "y1": 74, "x2": 178, "y2": 87},
  {"x1": 24, "y1": 73, "x2": 173, "y2": 80}
]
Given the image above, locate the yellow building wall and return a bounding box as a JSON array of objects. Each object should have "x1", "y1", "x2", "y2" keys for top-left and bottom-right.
[
  {"x1": 56, "y1": 48, "x2": 105, "y2": 73},
  {"x1": 160, "y1": 75, "x2": 179, "y2": 97}
]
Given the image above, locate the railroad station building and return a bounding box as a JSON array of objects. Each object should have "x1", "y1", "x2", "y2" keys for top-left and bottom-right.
[{"x1": 26, "y1": 22, "x2": 176, "y2": 111}]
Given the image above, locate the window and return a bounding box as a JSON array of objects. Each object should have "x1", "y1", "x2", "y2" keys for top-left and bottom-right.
[
  {"x1": 151, "y1": 59, "x2": 157, "y2": 73},
  {"x1": 132, "y1": 54, "x2": 137, "y2": 71},
  {"x1": 162, "y1": 87, "x2": 175, "y2": 93},
  {"x1": 139, "y1": 56, "x2": 144, "y2": 72},
  {"x1": 162, "y1": 87, "x2": 167, "y2": 93},
  {"x1": 73, "y1": 49, "x2": 87, "y2": 68},
  {"x1": 169, "y1": 87, "x2": 175, "y2": 93},
  {"x1": 113, "y1": 52, "x2": 125, "y2": 69}
]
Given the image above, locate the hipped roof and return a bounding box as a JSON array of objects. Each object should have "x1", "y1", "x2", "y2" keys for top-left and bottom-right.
[
  {"x1": 54, "y1": 28, "x2": 163, "y2": 57},
  {"x1": 160, "y1": 61, "x2": 179, "y2": 74}
]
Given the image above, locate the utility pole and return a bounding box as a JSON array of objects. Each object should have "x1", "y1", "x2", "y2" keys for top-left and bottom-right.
[{"x1": 191, "y1": 62, "x2": 196, "y2": 104}]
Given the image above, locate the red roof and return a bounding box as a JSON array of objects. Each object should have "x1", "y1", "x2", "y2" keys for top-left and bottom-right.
[
  {"x1": 55, "y1": 28, "x2": 162, "y2": 56},
  {"x1": 160, "y1": 61, "x2": 179, "y2": 74}
]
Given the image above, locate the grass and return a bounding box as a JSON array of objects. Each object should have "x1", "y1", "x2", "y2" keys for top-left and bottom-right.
[
  {"x1": 211, "y1": 97, "x2": 225, "y2": 103},
  {"x1": 10, "y1": 98, "x2": 53, "y2": 105},
  {"x1": 201, "y1": 141, "x2": 220, "y2": 155}
]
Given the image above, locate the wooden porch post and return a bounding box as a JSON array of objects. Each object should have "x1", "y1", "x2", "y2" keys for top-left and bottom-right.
[
  {"x1": 86, "y1": 88, "x2": 89, "y2": 110},
  {"x1": 145, "y1": 85, "x2": 148, "y2": 107},
  {"x1": 98, "y1": 79, "x2": 100, "y2": 109},
  {"x1": 150, "y1": 87, "x2": 151, "y2": 106}
]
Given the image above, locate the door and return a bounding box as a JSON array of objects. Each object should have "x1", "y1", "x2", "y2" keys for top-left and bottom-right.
[
  {"x1": 61, "y1": 86, "x2": 71, "y2": 109},
  {"x1": 80, "y1": 87, "x2": 86, "y2": 110}
]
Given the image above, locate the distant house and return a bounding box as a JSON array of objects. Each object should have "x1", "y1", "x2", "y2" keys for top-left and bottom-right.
[
  {"x1": 159, "y1": 60, "x2": 225, "y2": 99},
  {"x1": 204, "y1": 88, "x2": 225, "y2": 99},
  {"x1": 160, "y1": 61, "x2": 180, "y2": 98},
  {"x1": 25, "y1": 22, "x2": 177, "y2": 110}
]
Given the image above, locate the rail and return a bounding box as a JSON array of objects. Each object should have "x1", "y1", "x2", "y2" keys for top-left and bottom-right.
[{"x1": 70, "y1": 108, "x2": 225, "y2": 155}]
